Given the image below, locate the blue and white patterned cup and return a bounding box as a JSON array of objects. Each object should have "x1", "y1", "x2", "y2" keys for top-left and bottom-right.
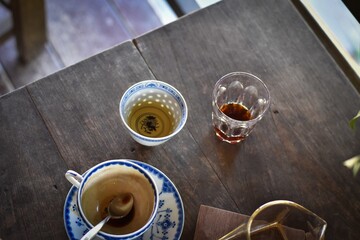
[
  {"x1": 65, "y1": 160, "x2": 159, "y2": 240},
  {"x1": 119, "y1": 80, "x2": 188, "y2": 146}
]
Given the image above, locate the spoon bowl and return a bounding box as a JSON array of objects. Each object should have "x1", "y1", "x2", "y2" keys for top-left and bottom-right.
[
  {"x1": 80, "y1": 193, "x2": 134, "y2": 240},
  {"x1": 108, "y1": 193, "x2": 134, "y2": 218}
]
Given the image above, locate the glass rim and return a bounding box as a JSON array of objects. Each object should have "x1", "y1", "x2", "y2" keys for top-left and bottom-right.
[
  {"x1": 212, "y1": 72, "x2": 271, "y2": 124},
  {"x1": 246, "y1": 200, "x2": 327, "y2": 240}
]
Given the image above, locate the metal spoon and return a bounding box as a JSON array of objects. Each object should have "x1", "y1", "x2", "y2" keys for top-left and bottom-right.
[{"x1": 81, "y1": 193, "x2": 134, "y2": 240}]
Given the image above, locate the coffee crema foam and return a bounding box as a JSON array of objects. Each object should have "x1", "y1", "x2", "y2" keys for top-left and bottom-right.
[{"x1": 81, "y1": 166, "x2": 155, "y2": 235}]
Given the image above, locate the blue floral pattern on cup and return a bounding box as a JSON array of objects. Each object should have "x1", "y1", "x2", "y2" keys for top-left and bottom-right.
[{"x1": 64, "y1": 160, "x2": 184, "y2": 240}]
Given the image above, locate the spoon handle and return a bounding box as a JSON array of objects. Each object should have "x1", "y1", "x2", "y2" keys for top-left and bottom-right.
[{"x1": 81, "y1": 215, "x2": 111, "y2": 240}]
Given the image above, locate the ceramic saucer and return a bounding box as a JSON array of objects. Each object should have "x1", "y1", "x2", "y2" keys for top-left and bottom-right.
[{"x1": 63, "y1": 160, "x2": 184, "y2": 240}]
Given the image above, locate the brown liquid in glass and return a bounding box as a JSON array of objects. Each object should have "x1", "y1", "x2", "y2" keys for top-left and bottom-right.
[
  {"x1": 214, "y1": 103, "x2": 252, "y2": 143},
  {"x1": 220, "y1": 103, "x2": 252, "y2": 121}
]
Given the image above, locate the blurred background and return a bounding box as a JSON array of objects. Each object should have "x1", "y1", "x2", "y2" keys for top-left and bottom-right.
[
  {"x1": 0, "y1": 0, "x2": 359, "y2": 97},
  {"x1": 301, "y1": 0, "x2": 359, "y2": 88}
]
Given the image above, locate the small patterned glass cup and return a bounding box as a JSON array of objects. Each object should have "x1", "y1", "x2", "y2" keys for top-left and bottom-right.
[{"x1": 212, "y1": 72, "x2": 270, "y2": 144}]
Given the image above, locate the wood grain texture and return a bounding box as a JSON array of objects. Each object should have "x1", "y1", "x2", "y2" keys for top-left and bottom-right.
[
  {"x1": 1, "y1": 1, "x2": 360, "y2": 239},
  {"x1": 134, "y1": 0, "x2": 360, "y2": 239},
  {"x1": 27, "y1": 41, "x2": 153, "y2": 170},
  {"x1": 26, "y1": 41, "x2": 237, "y2": 239},
  {"x1": 0, "y1": 89, "x2": 69, "y2": 239}
]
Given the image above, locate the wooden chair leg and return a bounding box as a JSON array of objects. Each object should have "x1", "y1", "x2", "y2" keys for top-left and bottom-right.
[{"x1": 11, "y1": 0, "x2": 47, "y2": 62}]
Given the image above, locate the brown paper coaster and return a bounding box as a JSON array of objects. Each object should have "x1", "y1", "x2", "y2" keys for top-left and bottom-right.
[{"x1": 193, "y1": 205, "x2": 249, "y2": 240}]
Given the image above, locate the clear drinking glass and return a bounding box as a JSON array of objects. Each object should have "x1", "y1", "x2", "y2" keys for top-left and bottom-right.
[
  {"x1": 212, "y1": 72, "x2": 270, "y2": 144},
  {"x1": 219, "y1": 200, "x2": 327, "y2": 240}
]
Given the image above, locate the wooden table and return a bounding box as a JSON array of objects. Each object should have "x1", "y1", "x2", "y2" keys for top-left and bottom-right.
[{"x1": 1, "y1": 0, "x2": 359, "y2": 239}]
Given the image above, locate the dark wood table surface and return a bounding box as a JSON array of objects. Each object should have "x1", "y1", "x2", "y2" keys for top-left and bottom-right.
[{"x1": 1, "y1": 0, "x2": 360, "y2": 239}]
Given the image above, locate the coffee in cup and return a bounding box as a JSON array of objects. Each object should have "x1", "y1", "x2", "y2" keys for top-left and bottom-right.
[{"x1": 65, "y1": 160, "x2": 159, "y2": 239}]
